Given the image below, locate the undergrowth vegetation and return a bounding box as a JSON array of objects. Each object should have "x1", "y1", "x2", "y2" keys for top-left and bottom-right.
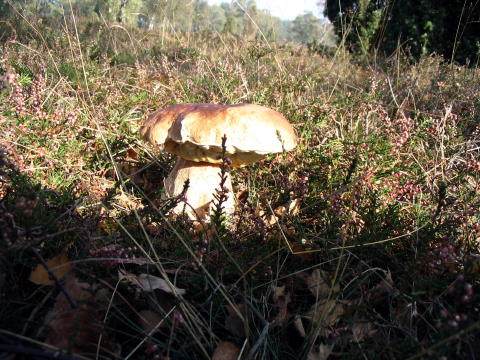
[{"x1": 1, "y1": 15, "x2": 480, "y2": 360}]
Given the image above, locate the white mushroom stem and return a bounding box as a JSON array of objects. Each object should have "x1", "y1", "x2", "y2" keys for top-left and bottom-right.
[{"x1": 163, "y1": 158, "x2": 234, "y2": 220}]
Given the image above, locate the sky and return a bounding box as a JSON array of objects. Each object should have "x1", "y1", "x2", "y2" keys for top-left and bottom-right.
[{"x1": 206, "y1": 0, "x2": 322, "y2": 21}]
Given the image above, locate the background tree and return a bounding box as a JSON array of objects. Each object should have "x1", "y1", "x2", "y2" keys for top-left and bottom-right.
[
  {"x1": 324, "y1": 0, "x2": 480, "y2": 64},
  {"x1": 0, "y1": 0, "x2": 337, "y2": 48},
  {"x1": 242, "y1": 1, "x2": 258, "y2": 39},
  {"x1": 255, "y1": 8, "x2": 287, "y2": 42},
  {"x1": 0, "y1": 0, "x2": 14, "y2": 43},
  {"x1": 289, "y1": 12, "x2": 334, "y2": 45},
  {"x1": 205, "y1": 5, "x2": 226, "y2": 32}
]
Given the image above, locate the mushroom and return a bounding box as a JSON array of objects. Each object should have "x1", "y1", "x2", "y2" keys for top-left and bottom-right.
[{"x1": 140, "y1": 103, "x2": 297, "y2": 220}]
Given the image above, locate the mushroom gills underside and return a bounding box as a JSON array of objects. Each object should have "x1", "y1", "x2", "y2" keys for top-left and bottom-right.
[{"x1": 164, "y1": 139, "x2": 267, "y2": 167}]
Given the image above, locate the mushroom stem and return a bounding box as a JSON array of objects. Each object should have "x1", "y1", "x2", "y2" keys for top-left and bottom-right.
[{"x1": 164, "y1": 158, "x2": 234, "y2": 220}]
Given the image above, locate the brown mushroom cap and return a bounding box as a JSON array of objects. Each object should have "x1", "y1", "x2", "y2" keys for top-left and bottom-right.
[{"x1": 140, "y1": 103, "x2": 297, "y2": 167}]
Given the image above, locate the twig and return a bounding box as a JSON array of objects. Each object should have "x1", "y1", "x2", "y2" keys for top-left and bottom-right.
[
  {"x1": 29, "y1": 247, "x2": 78, "y2": 309},
  {"x1": 35, "y1": 227, "x2": 83, "y2": 242}
]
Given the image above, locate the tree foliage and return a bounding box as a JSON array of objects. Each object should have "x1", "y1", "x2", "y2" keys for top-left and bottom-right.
[
  {"x1": 290, "y1": 13, "x2": 332, "y2": 45},
  {"x1": 324, "y1": 0, "x2": 480, "y2": 64},
  {"x1": 0, "y1": 0, "x2": 334, "y2": 46}
]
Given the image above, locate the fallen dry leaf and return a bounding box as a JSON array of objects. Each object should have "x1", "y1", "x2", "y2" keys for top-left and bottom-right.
[
  {"x1": 258, "y1": 209, "x2": 279, "y2": 226},
  {"x1": 306, "y1": 269, "x2": 340, "y2": 298},
  {"x1": 119, "y1": 270, "x2": 186, "y2": 295},
  {"x1": 212, "y1": 341, "x2": 240, "y2": 360},
  {"x1": 266, "y1": 214, "x2": 279, "y2": 226},
  {"x1": 225, "y1": 304, "x2": 248, "y2": 338},
  {"x1": 43, "y1": 274, "x2": 117, "y2": 357},
  {"x1": 307, "y1": 343, "x2": 333, "y2": 360},
  {"x1": 351, "y1": 321, "x2": 376, "y2": 342},
  {"x1": 274, "y1": 205, "x2": 287, "y2": 217},
  {"x1": 370, "y1": 270, "x2": 395, "y2": 300},
  {"x1": 307, "y1": 299, "x2": 344, "y2": 327},
  {"x1": 139, "y1": 310, "x2": 166, "y2": 334},
  {"x1": 113, "y1": 191, "x2": 144, "y2": 211},
  {"x1": 29, "y1": 253, "x2": 72, "y2": 285},
  {"x1": 236, "y1": 189, "x2": 248, "y2": 204},
  {"x1": 287, "y1": 198, "x2": 301, "y2": 216},
  {"x1": 126, "y1": 148, "x2": 139, "y2": 160},
  {"x1": 290, "y1": 242, "x2": 313, "y2": 261}
]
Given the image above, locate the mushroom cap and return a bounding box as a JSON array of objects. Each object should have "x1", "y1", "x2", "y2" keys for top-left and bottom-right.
[{"x1": 140, "y1": 103, "x2": 297, "y2": 167}]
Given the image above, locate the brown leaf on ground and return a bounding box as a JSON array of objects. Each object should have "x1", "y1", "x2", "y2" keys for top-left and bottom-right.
[
  {"x1": 236, "y1": 189, "x2": 249, "y2": 204},
  {"x1": 307, "y1": 299, "x2": 344, "y2": 327},
  {"x1": 119, "y1": 270, "x2": 186, "y2": 295},
  {"x1": 290, "y1": 242, "x2": 313, "y2": 261},
  {"x1": 370, "y1": 270, "x2": 395, "y2": 300},
  {"x1": 29, "y1": 253, "x2": 72, "y2": 285},
  {"x1": 306, "y1": 270, "x2": 340, "y2": 298},
  {"x1": 265, "y1": 214, "x2": 279, "y2": 226},
  {"x1": 139, "y1": 310, "x2": 166, "y2": 334},
  {"x1": 113, "y1": 191, "x2": 144, "y2": 211},
  {"x1": 212, "y1": 341, "x2": 240, "y2": 360},
  {"x1": 307, "y1": 343, "x2": 333, "y2": 360},
  {"x1": 225, "y1": 304, "x2": 248, "y2": 338},
  {"x1": 287, "y1": 198, "x2": 302, "y2": 216},
  {"x1": 126, "y1": 148, "x2": 139, "y2": 161},
  {"x1": 274, "y1": 205, "x2": 287, "y2": 217},
  {"x1": 43, "y1": 274, "x2": 117, "y2": 357},
  {"x1": 351, "y1": 321, "x2": 376, "y2": 342}
]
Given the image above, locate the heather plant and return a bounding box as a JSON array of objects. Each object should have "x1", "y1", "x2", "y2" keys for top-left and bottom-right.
[{"x1": 0, "y1": 10, "x2": 479, "y2": 360}]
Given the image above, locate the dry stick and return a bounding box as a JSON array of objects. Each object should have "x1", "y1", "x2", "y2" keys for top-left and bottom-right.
[
  {"x1": 35, "y1": 227, "x2": 83, "y2": 243},
  {"x1": 29, "y1": 247, "x2": 78, "y2": 309}
]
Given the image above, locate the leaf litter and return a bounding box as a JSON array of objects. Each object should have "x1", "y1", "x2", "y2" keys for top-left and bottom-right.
[
  {"x1": 118, "y1": 269, "x2": 186, "y2": 295},
  {"x1": 29, "y1": 253, "x2": 72, "y2": 286},
  {"x1": 42, "y1": 273, "x2": 118, "y2": 357}
]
